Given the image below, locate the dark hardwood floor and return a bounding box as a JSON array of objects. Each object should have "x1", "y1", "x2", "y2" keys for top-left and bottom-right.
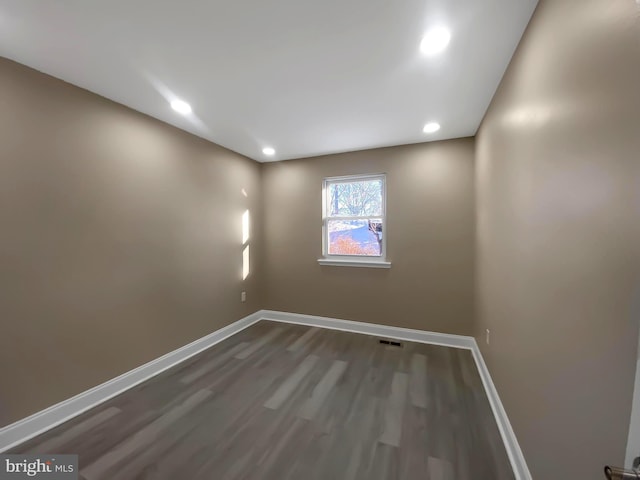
[{"x1": 11, "y1": 320, "x2": 514, "y2": 480}]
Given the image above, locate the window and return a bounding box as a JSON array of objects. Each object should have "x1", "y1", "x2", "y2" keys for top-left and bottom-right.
[{"x1": 319, "y1": 174, "x2": 390, "y2": 268}]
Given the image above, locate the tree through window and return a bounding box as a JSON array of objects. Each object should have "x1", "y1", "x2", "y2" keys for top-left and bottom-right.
[{"x1": 322, "y1": 174, "x2": 386, "y2": 258}]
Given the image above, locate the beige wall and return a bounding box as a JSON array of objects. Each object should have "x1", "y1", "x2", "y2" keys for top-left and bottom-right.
[
  {"x1": 0, "y1": 58, "x2": 264, "y2": 427},
  {"x1": 262, "y1": 139, "x2": 476, "y2": 335},
  {"x1": 475, "y1": 0, "x2": 640, "y2": 478},
  {"x1": 3, "y1": 1, "x2": 639, "y2": 475}
]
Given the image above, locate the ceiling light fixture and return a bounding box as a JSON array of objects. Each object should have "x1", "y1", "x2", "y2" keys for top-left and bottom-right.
[
  {"x1": 262, "y1": 147, "x2": 276, "y2": 156},
  {"x1": 423, "y1": 122, "x2": 441, "y2": 133},
  {"x1": 170, "y1": 99, "x2": 192, "y2": 115},
  {"x1": 420, "y1": 27, "x2": 451, "y2": 55}
]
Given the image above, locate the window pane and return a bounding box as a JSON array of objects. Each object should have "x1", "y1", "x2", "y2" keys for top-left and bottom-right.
[
  {"x1": 328, "y1": 219, "x2": 383, "y2": 256},
  {"x1": 328, "y1": 179, "x2": 383, "y2": 217}
]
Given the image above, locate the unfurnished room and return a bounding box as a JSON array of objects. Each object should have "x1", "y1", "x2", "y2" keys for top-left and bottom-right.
[{"x1": 0, "y1": 1, "x2": 639, "y2": 479}]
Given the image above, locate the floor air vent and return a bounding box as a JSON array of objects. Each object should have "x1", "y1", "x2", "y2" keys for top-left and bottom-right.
[{"x1": 379, "y1": 339, "x2": 403, "y2": 347}]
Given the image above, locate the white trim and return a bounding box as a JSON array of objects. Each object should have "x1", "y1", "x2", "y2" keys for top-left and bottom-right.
[
  {"x1": 0, "y1": 308, "x2": 531, "y2": 480},
  {"x1": 317, "y1": 258, "x2": 391, "y2": 268},
  {"x1": 323, "y1": 173, "x2": 386, "y2": 184},
  {"x1": 625, "y1": 343, "x2": 640, "y2": 467},
  {"x1": 470, "y1": 340, "x2": 532, "y2": 480},
  {"x1": 324, "y1": 216, "x2": 383, "y2": 221},
  {"x1": 260, "y1": 310, "x2": 531, "y2": 480},
  {"x1": 322, "y1": 173, "x2": 387, "y2": 262},
  {"x1": 0, "y1": 310, "x2": 265, "y2": 453},
  {"x1": 260, "y1": 310, "x2": 475, "y2": 349}
]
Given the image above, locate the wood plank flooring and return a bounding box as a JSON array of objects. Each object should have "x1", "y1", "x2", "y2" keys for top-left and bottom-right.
[{"x1": 10, "y1": 320, "x2": 515, "y2": 480}]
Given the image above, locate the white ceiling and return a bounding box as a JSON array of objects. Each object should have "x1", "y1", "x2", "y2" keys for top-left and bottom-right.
[{"x1": 0, "y1": 0, "x2": 538, "y2": 162}]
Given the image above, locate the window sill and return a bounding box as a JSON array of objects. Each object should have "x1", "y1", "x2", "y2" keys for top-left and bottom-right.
[{"x1": 317, "y1": 258, "x2": 391, "y2": 269}]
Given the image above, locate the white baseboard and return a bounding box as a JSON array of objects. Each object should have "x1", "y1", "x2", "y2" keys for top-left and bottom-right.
[
  {"x1": 261, "y1": 310, "x2": 531, "y2": 480},
  {"x1": 470, "y1": 341, "x2": 532, "y2": 480},
  {"x1": 0, "y1": 310, "x2": 264, "y2": 453},
  {"x1": 626, "y1": 355, "x2": 640, "y2": 468},
  {"x1": 260, "y1": 310, "x2": 476, "y2": 350},
  {"x1": 0, "y1": 308, "x2": 531, "y2": 480}
]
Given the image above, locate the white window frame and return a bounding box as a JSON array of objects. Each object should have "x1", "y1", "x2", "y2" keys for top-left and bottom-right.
[{"x1": 318, "y1": 173, "x2": 391, "y2": 268}]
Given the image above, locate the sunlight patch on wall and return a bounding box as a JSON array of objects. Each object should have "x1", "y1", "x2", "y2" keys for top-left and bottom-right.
[
  {"x1": 242, "y1": 210, "x2": 250, "y2": 244},
  {"x1": 242, "y1": 245, "x2": 250, "y2": 280},
  {"x1": 241, "y1": 208, "x2": 250, "y2": 280}
]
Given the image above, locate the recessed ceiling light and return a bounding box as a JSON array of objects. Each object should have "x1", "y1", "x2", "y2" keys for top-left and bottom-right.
[
  {"x1": 423, "y1": 122, "x2": 441, "y2": 133},
  {"x1": 262, "y1": 147, "x2": 275, "y2": 156},
  {"x1": 170, "y1": 99, "x2": 192, "y2": 115},
  {"x1": 420, "y1": 27, "x2": 451, "y2": 55}
]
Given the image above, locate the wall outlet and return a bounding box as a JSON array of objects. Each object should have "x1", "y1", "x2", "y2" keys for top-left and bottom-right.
[
  {"x1": 486, "y1": 329, "x2": 490, "y2": 345},
  {"x1": 241, "y1": 291, "x2": 246, "y2": 303}
]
